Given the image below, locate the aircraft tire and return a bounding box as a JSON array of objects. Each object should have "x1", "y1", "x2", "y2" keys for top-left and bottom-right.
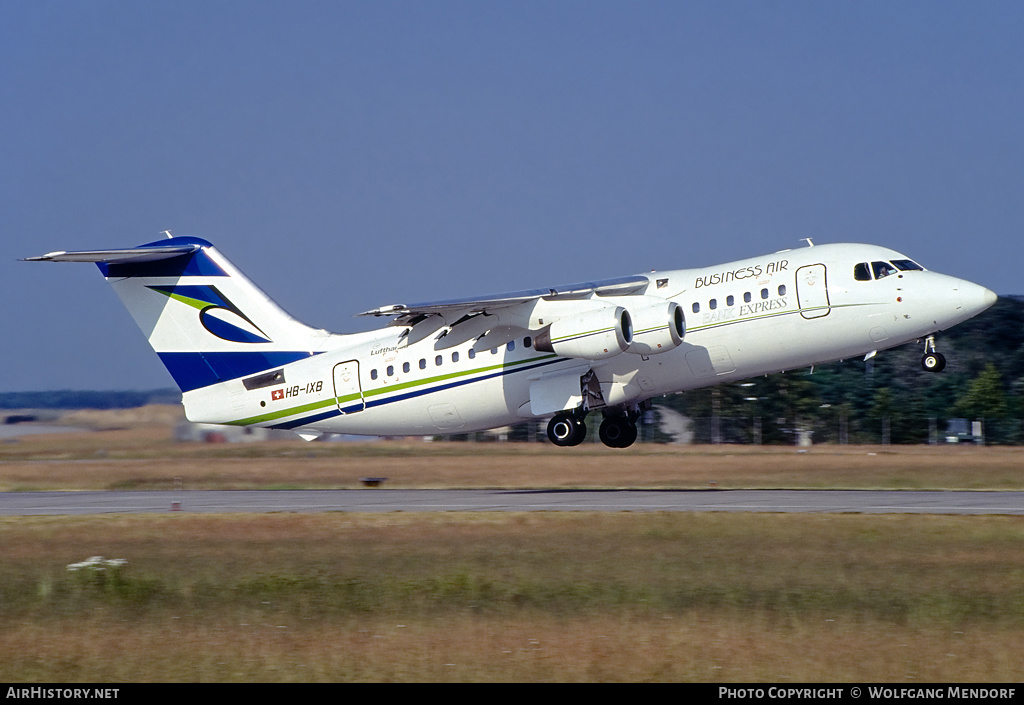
[
  {"x1": 548, "y1": 415, "x2": 587, "y2": 447},
  {"x1": 921, "y1": 352, "x2": 946, "y2": 373},
  {"x1": 599, "y1": 417, "x2": 638, "y2": 448}
]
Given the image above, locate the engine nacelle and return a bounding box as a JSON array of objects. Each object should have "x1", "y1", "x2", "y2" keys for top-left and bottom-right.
[
  {"x1": 625, "y1": 300, "x2": 685, "y2": 355},
  {"x1": 534, "y1": 305, "x2": 632, "y2": 360}
]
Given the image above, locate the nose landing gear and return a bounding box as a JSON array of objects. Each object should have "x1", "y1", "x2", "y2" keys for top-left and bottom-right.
[{"x1": 921, "y1": 335, "x2": 946, "y2": 373}]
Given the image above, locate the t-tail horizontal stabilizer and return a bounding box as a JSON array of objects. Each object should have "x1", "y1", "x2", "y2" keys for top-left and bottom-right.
[{"x1": 23, "y1": 244, "x2": 202, "y2": 264}]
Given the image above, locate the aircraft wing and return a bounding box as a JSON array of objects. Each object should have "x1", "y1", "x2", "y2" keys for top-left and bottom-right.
[{"x1": 357, "y1": 274, "x2": 651, "y2": 323}]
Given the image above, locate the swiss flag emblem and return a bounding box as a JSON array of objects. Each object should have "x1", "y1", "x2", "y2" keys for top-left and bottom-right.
[{"x1": 271, "y1": 389, "x2": 284, "y2": 401}]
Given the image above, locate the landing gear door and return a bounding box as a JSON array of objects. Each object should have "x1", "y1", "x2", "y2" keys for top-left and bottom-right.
[
  {"x1": 528, "y1": 364, "x2": 592, "y2": 417},
  {"x1": 333, "y1": 361, "x2": 365, "y2": 414},
  {"x1": 796, "y1": 264, "x2": 830, "y2": 319}
]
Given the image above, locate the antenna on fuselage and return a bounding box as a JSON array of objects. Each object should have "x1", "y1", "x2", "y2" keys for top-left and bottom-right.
[
  {"x1": 161, "y1": 230, "x2": 173, "y2": 239},
  {"x1": 801, "y1": 238, "x2": 814, "y2": 247}
]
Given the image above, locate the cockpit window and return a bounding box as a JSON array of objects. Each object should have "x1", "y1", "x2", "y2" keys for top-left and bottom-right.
[
  {"x1": 890, "y1": 259, "x2": 924, "y2": 271},
  {"x1": 856, "y1": 259, "x2": 923, "y2": 281},
  {"x1": 871, "y1": 261, "x2": 898, "y2": 279}
]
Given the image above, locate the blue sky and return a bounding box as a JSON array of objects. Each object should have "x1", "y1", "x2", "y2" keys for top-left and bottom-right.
[{"x1": 4, "y1": 1, "x2": 1023, "y2": 392}]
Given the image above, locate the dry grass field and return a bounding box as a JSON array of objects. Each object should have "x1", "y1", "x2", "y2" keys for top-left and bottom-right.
[
  {"x1": 2, "y1": 512, "x2": 1023, "y2": 682},
  {"x1": 1, "y1": 406, "x2": 1022, "y2": 491},
  {"x1": 2, "y1": 409, "x2": 1023, "y2": 681}
]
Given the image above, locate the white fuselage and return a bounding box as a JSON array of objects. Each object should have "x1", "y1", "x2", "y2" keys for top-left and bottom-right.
[{"x1": 181, "y1": 243, "x2": 995, "y2": 437}]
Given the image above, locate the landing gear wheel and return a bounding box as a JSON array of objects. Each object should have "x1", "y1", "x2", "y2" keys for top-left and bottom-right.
[
  {"x1": 922, "y1": 352, "x2": 946, "y2": 373},
  {"x1": 547, "y1": 414, "x2": 587, "y2": 446},
  {"x1": 921, "y1": 336, "x2": 946, "y2": 373},
  {"x1": 599, "y1": 416, "x2": 638, "y2": 448}
]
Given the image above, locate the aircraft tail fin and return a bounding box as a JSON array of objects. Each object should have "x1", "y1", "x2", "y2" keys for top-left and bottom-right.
[{"x1": 26, "y1": 236, "x2": 330, "y2": 393}]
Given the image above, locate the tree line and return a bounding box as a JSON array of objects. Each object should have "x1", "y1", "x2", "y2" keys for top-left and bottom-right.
[
  {"x1": 0, "y1": 389, "x2": 180, "y2": 411},
  {"x1": 658, "y1": 295, "x2": 1024, "y2": 444}
]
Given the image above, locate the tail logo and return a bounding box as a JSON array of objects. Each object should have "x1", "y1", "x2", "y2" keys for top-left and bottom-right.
[{"x1": 147, "y1": 285, "x2": 272, "y2": 344}]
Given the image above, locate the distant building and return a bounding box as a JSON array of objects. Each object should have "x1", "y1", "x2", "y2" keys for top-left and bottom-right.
[{"x1": 173, "y1": 422, "x2": 296, "y2": 443}]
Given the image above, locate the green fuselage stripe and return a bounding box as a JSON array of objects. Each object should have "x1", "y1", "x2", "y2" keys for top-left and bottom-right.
[{"x1": 227, "y1": 352, "x2": 558, "y2": 426}]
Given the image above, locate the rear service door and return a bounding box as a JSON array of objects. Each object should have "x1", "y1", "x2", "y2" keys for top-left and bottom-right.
[{"x1": 333, "y1": 361, "x2": 365, "y2": 414}]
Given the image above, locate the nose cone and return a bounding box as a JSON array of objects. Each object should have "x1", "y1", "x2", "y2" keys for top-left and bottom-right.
[{"x1": 958, "y1": 279, "x2": 998, "y2": 316}]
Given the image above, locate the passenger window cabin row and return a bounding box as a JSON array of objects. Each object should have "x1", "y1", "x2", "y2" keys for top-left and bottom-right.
[
  {"x1": 692, "y1": 285, "x2": 788, "y2": 314},
  {"x1": 370, "y1": 337, "x2": 532, "y2": 381}
]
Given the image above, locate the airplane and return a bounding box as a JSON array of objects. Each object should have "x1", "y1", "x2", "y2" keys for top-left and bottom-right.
[{"x1": 26, "y1": 235, "x2": 997, "y2": 447}]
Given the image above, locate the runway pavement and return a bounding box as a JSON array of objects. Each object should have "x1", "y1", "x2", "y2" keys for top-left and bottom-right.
[{"x1": 1, "y1": 489, "x2": 1022, "y2": 515}]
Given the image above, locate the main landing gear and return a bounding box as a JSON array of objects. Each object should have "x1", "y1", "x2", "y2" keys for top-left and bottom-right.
[
  {"x1": 546, "y1": 413, "x2": 588, "y2": 447},
  {"x1": 598, "y1": 413, "x2": 638, "y2": 448},
  {"x1": 921, "y1": 335, "x2": 946, "y2": 373},
  {"x1": 547, "y1": 409, "x2": 640, "y2": 448}
]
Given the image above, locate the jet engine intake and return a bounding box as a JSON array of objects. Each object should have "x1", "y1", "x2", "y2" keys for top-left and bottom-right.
[
  {"x1": 625, "y1": 300, "x2": 684, "y2": 355},
  {"x1": 534, "y1": 306, "x2": 632, "y2": 360}
]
